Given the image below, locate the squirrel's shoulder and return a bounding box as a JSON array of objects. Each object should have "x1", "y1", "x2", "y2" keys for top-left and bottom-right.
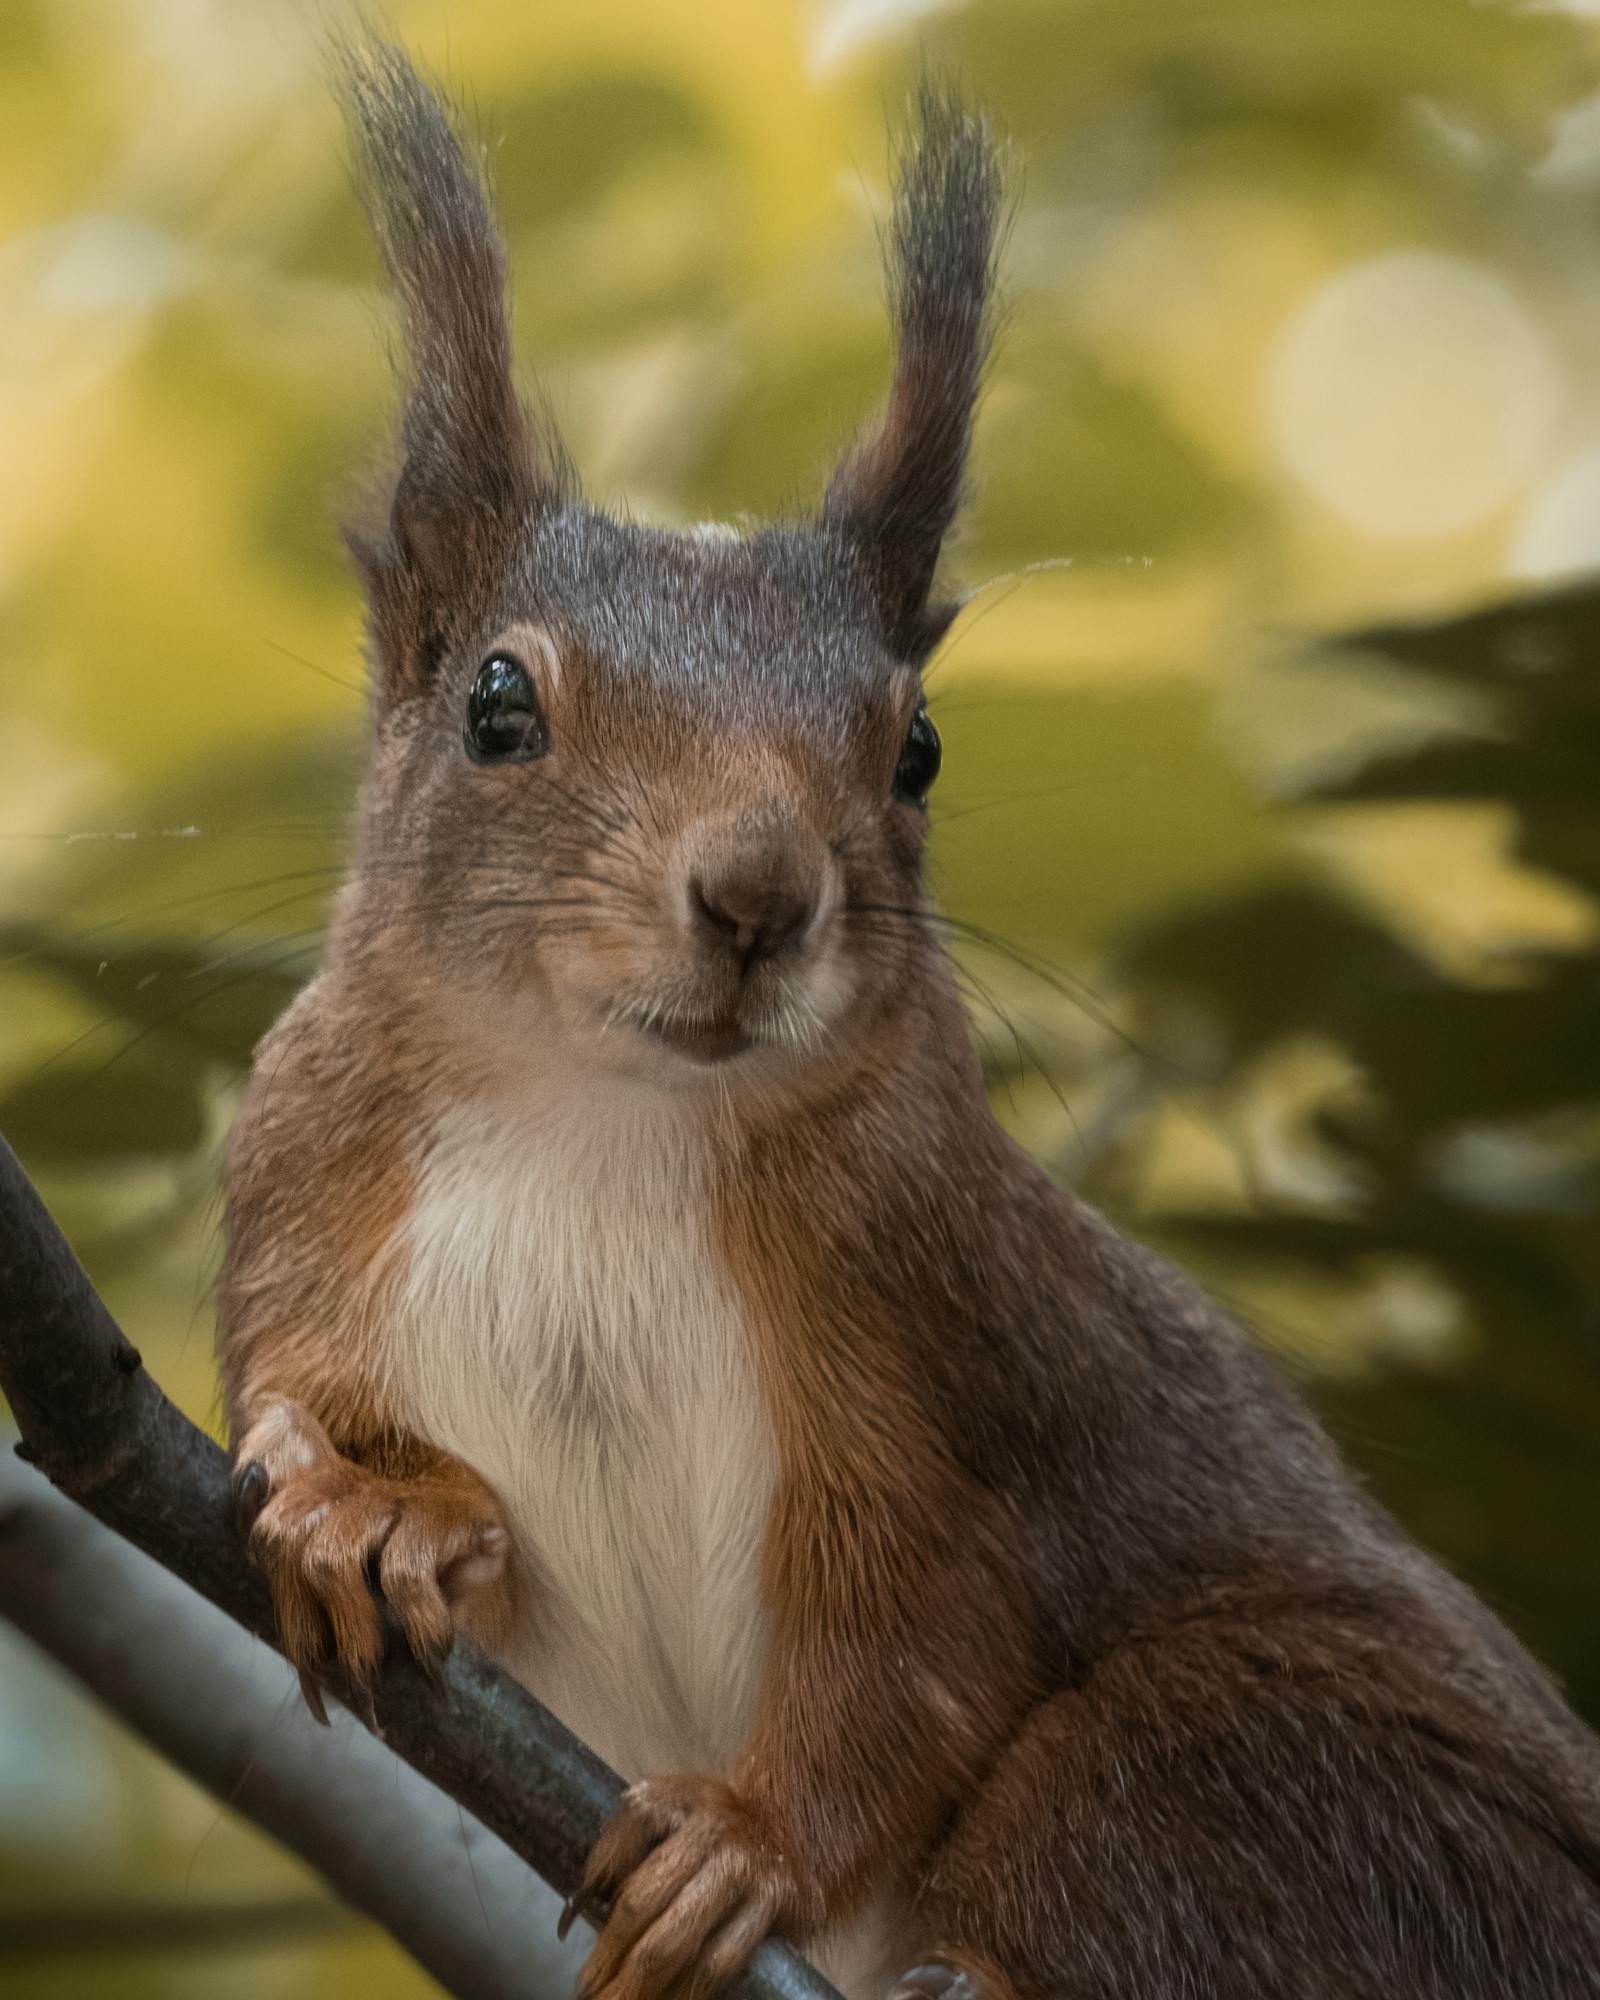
[{"x1": 222, "y1": 971, "x2": 420, "y2": 1315}]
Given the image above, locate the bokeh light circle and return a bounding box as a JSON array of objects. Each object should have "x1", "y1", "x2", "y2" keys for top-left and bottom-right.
[
  {"x1": 1513, "y1": 448, "x2": 1600, "y2": 582},
  {"x1": 1270, "y1": 251, "x2": 1560, "y2": 539}
]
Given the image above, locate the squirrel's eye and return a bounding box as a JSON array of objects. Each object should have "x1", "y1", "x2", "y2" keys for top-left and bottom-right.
[
  {"x1": 892, "y1": 705, "x2": 941, "y2": 807},
  {"x1": 464, "y1": 654, "x2": 547, "y2": 765}
]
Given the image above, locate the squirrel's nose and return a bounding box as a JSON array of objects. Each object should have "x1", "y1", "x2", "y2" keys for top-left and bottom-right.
[{"x1": 688, "y1": 863, "x2": 816, "y2": 969}]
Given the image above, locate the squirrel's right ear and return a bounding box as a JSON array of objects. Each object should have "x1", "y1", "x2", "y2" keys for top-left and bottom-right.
[
  {"x1": 823, "y1": 83, "x2": 1004, "y2": 665},
  {"x1": 335, "y1": 36, "x2": 572, "y2": 691}
]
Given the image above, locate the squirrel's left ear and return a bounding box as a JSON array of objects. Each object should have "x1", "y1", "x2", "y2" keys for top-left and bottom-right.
[
  {"x1": 336, "y1": 36, "x2": 574, "y2": 692},
  {"x1": 823, "y1": 83, "x2": 1004, "y2": 664}
]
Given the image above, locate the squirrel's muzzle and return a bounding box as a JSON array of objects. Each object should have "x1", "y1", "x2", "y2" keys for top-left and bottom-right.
[{"x1": 678, "y1": 810, "x2": 830, "y2": 981}]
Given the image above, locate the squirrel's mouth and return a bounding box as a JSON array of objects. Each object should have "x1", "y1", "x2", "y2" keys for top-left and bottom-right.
[
  {"x1": 638, "y1": 1014, "x2": 752, "y2": 1065},
  {"x1": 607, "y1": 968, "x2": 840, "y2": 1072}
]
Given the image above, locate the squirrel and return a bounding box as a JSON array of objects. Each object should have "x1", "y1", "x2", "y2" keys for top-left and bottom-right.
[{"x1": 218, "y1": 34, "x2": 1600, "y2": 2000}]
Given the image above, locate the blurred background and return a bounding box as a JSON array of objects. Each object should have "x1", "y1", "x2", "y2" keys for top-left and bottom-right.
[{"x1": 4, "y1": 0, "x2": 1600, "y2": 1991}]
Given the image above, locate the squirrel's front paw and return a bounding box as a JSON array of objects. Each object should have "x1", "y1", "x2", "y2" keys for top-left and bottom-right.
[
  {"x1": 231, "y1": 1399, "x2": 512, "y2": 1719},
  {"x1": 564, "y1": 1775, "x2": 817, "y2": 2000}
]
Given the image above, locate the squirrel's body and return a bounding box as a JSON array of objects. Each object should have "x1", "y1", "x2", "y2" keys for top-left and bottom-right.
[
  {"x1": 220, "y1": 39, "x2": 1600, "y2": 1999},
  {"x1": 236, "y1": 968, "x2": 915, "y2": 1989}
]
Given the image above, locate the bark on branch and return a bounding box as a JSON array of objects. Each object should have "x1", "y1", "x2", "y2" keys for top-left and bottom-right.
[{"x1": 0, "y1": 1135, "x2": 840, "y2": 2000}]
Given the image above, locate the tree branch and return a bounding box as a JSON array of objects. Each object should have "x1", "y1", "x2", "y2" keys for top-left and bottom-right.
[
  {"x1": 0, "y1": 1445, "x2": 585, "y2": 1997},
  {"x1": 0, "y1": 1136, "x2": 841, "y2": 2000}
]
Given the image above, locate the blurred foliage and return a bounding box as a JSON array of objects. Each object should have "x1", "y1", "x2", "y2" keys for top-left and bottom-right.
[
  {"x1": 4, "y1": 0, "x2": 1600, "y2": 1993},
  {"x1": 1096, "y1": 585, "x2": 1600, "y2": 1716}
]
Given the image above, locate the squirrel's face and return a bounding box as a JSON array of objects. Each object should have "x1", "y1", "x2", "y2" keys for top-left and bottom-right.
[
  {"x1": 335, "y1": 39, "x2": 1000, "y2": 1098},
  {"x1": 355, "y1": 512, "x2": 946, "y2": 1093}
]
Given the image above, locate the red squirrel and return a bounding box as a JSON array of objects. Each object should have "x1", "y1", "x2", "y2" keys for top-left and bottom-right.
[{"x1": 219, "y1": 35, "x2": 1600, "y2": 2000}]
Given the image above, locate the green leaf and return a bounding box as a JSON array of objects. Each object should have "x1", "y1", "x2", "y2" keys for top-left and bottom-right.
[{"x1": 0, "y1": 1053, "x2": 206, "y2": 1165}]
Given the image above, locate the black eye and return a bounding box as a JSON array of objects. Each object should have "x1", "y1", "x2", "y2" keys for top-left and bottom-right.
[
  {"x1": 464, "y1": 654, "x2": 547, "y2": 764},
  {"x1": 892, "y1": 705, "x2": 941, "y2": 807}
]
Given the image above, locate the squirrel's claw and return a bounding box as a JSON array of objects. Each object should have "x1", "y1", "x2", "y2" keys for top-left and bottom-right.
[
  {"x1": 296, "y1": 1666, "x2": 332, "y2": 1728},
  {"x1": 557, "y1": 1886, "x2": 597, "y2": 1944},
  {"x1": 232, "y1": 1457, "x2": 270, "y2": 1545}
]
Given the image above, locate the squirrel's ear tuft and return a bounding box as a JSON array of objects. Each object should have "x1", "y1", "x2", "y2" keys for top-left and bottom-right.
[
  {"x1": 334, "y1": 34, "x2": 573, "y2": 686},
  {"x1": 823, "y1": 81, "x2": 1004, "y2": 664}
]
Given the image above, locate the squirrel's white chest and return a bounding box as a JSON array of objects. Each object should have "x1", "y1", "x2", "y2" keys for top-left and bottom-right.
[{"x1": 382, "y1": 1094, "x2": 774, "y2": 1781}]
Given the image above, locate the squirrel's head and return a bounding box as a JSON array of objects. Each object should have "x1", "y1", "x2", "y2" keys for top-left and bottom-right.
[{"x1": 337, "y1": 39, "x2": 1002, "y2": 1102}]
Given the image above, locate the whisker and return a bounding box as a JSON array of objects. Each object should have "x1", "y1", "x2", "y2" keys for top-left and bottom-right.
[
  {"x1": 849, "y1": 901, "x2": 1156, "y2": 1069},
  {"x1": 950, "y1": 957, "x2": 1088, "y2": 1162},
  {"x1": 28, "y1": 936, "x2": 325, "y2": 1098},
  {"x1": 262, "y1": 638, "x2": 368, "y2": 701},
  {"x1": 0, "y1": 866, "x2": 347, "y2": 972}
]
